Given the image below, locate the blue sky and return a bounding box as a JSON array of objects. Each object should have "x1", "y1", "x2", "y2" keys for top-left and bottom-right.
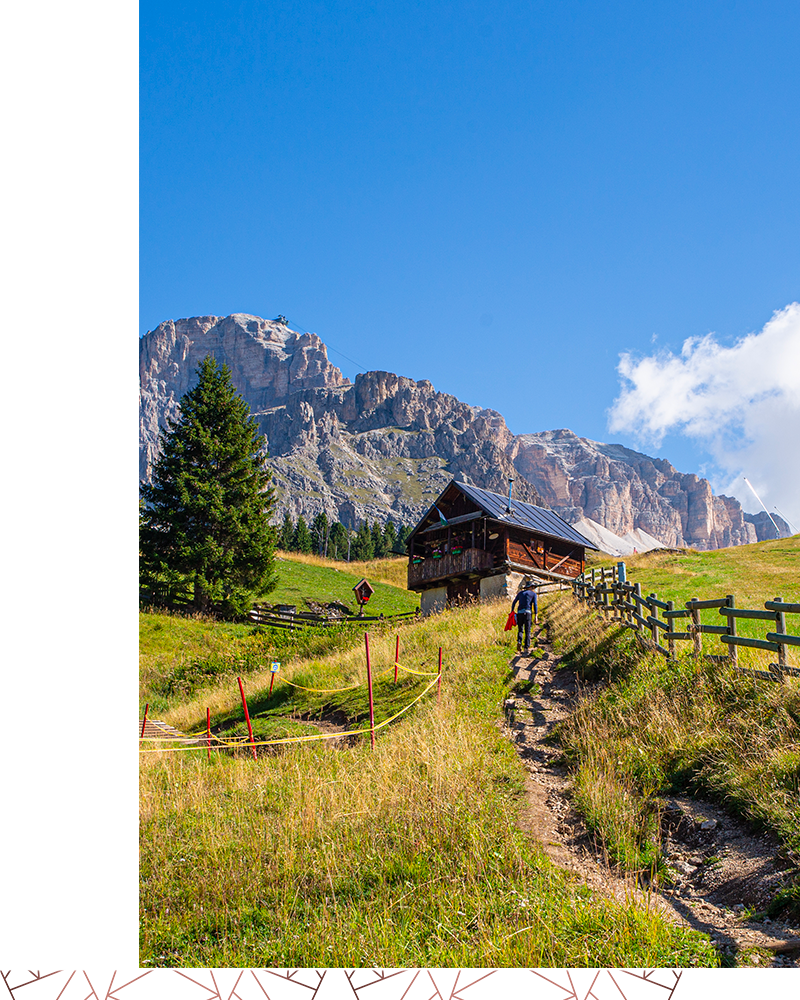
[{"x1": 141, "y1": 0, "x2": 800, "y2": 519}]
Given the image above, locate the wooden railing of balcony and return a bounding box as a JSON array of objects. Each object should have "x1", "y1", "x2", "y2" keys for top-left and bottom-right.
[{"x1": 408, "y1": 547, "x2": 496, "y2": 588}]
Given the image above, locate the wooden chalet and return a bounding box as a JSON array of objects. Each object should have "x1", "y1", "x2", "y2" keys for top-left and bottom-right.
[{"x1": 407, "y1": 480, "x2": 597, "y2": 614}]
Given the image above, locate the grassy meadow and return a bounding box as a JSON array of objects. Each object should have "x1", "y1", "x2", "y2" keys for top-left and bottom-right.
[
  {"x1": 265, "y1": 552, "x2": 415, "y2": 610},
  {"x1": 140, "y1": 553, "x2": 417, "y2": 718},
  {"x1": 550, "y1": 538, "x2": 799, "y2": 917},
  {"x1": 587, "y1": 533, "x2": 799, "y2": 603},
  {"x1": 140, "y1": 555, "x2": 719, "y2": 967}
]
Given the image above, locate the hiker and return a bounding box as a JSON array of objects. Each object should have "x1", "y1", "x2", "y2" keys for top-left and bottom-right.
[{"x1": 511, "y1": 582, "x2": 538, "y2": 655}]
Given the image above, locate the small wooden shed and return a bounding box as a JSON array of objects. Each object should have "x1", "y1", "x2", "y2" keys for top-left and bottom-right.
[{"x1": 406, "y1": 480, "x2": 596, "y2": 615}]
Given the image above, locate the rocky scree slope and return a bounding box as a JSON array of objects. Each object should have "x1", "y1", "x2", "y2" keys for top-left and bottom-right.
[{"x1": 140, "y1": 314, "x2": 761, "y2": 548}]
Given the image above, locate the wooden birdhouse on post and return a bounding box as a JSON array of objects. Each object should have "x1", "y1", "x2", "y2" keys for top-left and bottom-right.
[{"x1": 352, "y1": 578, "x2": 375, "y2": 616}]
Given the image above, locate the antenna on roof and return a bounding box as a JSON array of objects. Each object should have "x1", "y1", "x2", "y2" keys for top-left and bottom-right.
[{"x1": 506, "y1": 477, "x2": 515, "y2": 514}]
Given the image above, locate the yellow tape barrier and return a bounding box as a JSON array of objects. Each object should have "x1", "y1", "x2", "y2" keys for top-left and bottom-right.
[
  {"x1": 267, "y1": 662, "x2": 434, "y2": 692},
  {"x1": 138, "y1": 674, "x2": 440, "y2": 754},
  {"x1": 279, "y1": 677, "x2": 361, "y2": 693},
  {"x1": 395, "y1": 662, "x2": 439, "y2": 677}
]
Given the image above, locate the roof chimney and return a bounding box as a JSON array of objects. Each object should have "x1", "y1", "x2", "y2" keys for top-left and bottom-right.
[{"x1": 507, "y1": 477, "x2": 515, "y2": 513}]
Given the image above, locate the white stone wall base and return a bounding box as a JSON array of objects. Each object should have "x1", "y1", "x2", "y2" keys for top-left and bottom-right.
[{"x1": 420, "y1": 586, "x2": 448, "y2": 616}]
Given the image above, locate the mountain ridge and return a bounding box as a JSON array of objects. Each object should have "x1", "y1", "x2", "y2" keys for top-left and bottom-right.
[{"x1": 139, "y1": 313, "x2": 777, "y2": 549}]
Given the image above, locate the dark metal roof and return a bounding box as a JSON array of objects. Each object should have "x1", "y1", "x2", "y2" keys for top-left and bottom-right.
[{"x1": 450, "y1": 481, "x2": 598, "y2": 549}]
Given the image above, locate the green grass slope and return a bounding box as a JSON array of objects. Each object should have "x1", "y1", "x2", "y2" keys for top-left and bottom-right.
[
  {"x1": 589, "y1": 534, "x2": 800, "y2": 607},
  {"x1": 547, "y1": 537, "x2": 800, "y2": 925},
  {"x1": 265, "y1": 553, "x2": 417, "y2": 613},
  {"x1": 140, "y1": 553, "x2": 417, "y2": 716},
  {"x1": 140, "y1": 600, "x2": 718, "y2": 968}
]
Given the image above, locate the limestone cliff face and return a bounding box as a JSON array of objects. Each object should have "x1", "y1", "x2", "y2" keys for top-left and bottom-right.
[
  {"x1": 744, "y1": 511, "x2": 792, "y2": 541},
  {"x1": 139, "y1": 314, "x2": 348, "y2": 481},
  {"x1": 510, "y1": 430, "x2": 756, "y2": 550},
  {"x1": 140, "y1": 314, "x2": 760, "y2": 548},
  {"x1": 139, "y1": 317, "x2": 541, "y2": 527}
]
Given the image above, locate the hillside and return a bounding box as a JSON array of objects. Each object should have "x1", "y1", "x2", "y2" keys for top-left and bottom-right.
[
  {"x1": 268, "y1": 552, "x2": 415, "y2": 613},
  {"x1": 140, "y1": 598, "x2": 719, "y2": 968},
  {"x1": 547, "y1": 536, "x2": 800, "y2": 940},
  {"x1": 140, "y1": 313, "x2": 768, "y2": 549},
  {"x1": 139, "y1": 538, "x2": 799, "y2": 966},
  {"x1": 140, "y1": 552, "x2": 416, "y2": 717},
  {"x1": 588, "y1": 533, "x2": 800, "y2": 609}
]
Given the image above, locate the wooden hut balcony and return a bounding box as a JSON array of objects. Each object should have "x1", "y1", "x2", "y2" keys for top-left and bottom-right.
[{"x1": 408, "y1": 547, "x2": 495, "y2": 589}]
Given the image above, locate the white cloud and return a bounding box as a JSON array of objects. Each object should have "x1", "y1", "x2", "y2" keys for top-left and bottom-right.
[{"x1": 608, "y1": 303, "x2": 800, "y2": 530}]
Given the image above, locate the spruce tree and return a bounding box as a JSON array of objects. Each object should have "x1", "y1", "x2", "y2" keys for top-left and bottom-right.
[
  {"x1": 329, "y1": 521, "x2": 348, "y2": 560},
  {"x1": 383, "y1": 518, "x2": 398, "y2": 554},
  {"x1": 310, "y1": 511, "x2": 329, "y2": 555},
  {"x1": 397, "y1": 523, "x2": 413, "y2": 550},
  {"x1": 293, "y1": 515, "x2": 312, "y2": 553},
  {"x1": 140, "y1": 355, "x2": 276, "y2": 614},
  {"x1": 371, "y1": 520, "x2": 386, "y2": 558},
  {"x1": 352, "y1": 521, "x2": 374, "y2": 561},
  {"x1": 278, "y1": 512, "x2": 294, "y2": 551}
]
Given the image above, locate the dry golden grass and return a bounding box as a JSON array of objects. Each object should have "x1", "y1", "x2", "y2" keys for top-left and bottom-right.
[
  {"x1": 548, "y1": 593, "x2": 800, "y2": 881},
  {"x1": 141, "y1": 597, "x2": 718, "y2": 967}
]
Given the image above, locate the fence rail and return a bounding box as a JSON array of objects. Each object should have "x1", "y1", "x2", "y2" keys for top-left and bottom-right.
[
  {"x1": 572, "y1": 565, "x2": 799, "y2": 683},
  {"x1": 247, "y1": 605, "x2": 420, "y2": 629}
]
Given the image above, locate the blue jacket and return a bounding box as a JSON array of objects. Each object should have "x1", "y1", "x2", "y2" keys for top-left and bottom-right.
[{"x1": 512, "y1": 589, "x2": 538, "y2": 614}]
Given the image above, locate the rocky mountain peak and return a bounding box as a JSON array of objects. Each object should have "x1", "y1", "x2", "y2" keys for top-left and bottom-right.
[
  {"x1": 139, "y1": 314, "x2": 348, "y2": 480},
  {"x1": 140, "y1": 313, "x2": 764, "y2": 549}
]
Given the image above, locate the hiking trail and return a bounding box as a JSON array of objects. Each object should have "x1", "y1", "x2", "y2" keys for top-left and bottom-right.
[{"x1": 502, "y1": 623, "x2": 800, "y2": 967}]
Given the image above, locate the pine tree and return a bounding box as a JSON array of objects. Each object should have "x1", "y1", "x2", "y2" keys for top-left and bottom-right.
[
  {"x1": 383, "y1": 518, "x2": 398, "y2": 554},
  {"x1": 311, "y1": 511, "x2": 329, "y2": 555},
  {"x1": 140, "y1": 355, "x2": 276, "y2": 614},
  {"x1": 352, "y1": 521, "x2": 374, "y2": 561},
  {"x1": 278, "y1": 512, "x2": 294, "y2": 552},
  {"x1": 371, "y1": 520, "x2": 386, "y2": 558},
  {"x1": 293, "y1": 515, "x2": 312, "y2": 553},
  {"x1": 397, "y1": 522, "x2": 412, "y2": 550},
  {"x1": 329, "y1": 521, "x2": 348, "y2": 560}
]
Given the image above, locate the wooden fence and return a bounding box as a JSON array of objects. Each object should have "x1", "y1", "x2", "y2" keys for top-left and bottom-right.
[
  {"x1": 572, "y1": 565, "x2": 800, "y2": 683},
  {"x1": 248, "y1": 604, "x2": 420, "y2": 630}
]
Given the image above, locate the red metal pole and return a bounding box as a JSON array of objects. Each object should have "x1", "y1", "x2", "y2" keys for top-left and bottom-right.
[
  {"x1": 394, "y1": 634, "x2": 399, "y2": 683},
  {"x1": 269, "y1": 672, "x2": 276, "y2": 696},
  {"x1": 437, "y1": 647, "x2": 442, "y2": 704},
  {"x1": 365, "y1": 632, "x2": 375, "y2": 749},
  {"x1": 206, "y1": 707, "x2": 211, "y2": 762},
  {"x1": 237, "y1": 676, "x2": 257, "y2": 760},
  {"x1": 140, "y1": 703, "x2": 149, "y2": 739}
]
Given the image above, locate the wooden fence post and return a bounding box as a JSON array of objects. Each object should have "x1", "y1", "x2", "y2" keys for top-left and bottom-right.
[
  {"x1": 775, "y1": 596, "x2": 787, "y2": 681},
  {"x1": 634, "y1": 583, "x2": 642, "y2": 632},
  {"x1": 649, "y1": 594, "x2": 659, "y2": 648},
  {"x1": 666, "y1": 601, "x2": 676, "y2": 660},
  {"x1": 725, "y1": 595, "x2": 737, "y2": 669},
  {"x1": 688, "y1": 598, "x2": 702, "y2": 656}
]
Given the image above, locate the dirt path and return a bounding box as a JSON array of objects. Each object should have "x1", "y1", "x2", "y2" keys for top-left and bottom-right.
[{"x1": 503, "y1": 626, "x2": 800, "y2": 967}]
